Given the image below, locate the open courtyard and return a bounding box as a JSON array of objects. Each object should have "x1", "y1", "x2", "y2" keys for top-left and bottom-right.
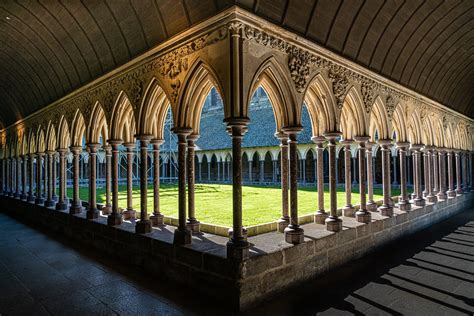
[{"x1": 68, "y1": 184, "x2": 400, "y2": 227}]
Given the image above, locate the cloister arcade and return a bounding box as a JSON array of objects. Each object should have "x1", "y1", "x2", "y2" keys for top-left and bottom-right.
[{"x1": 0, "y1": 11, "x2": 473, "y2": 262}]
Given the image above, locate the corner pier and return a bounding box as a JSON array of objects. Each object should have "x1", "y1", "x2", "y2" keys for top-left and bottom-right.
[{"x1": 1, "y1": 193, "x2": 473, "y2": 311}]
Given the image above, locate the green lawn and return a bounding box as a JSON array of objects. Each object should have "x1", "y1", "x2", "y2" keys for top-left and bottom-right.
[{"x1": 68, "y1": 184, "x2": 400, "y2": 227}]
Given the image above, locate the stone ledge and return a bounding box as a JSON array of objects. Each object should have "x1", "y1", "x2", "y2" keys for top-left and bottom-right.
[{"x1": 0, "y1": 193, "x2": 472, "y2": 311}]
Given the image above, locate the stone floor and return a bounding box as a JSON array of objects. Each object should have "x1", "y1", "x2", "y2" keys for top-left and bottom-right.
[{"x1": 0, "y1": 207, "x2": 473, "y2": 315}]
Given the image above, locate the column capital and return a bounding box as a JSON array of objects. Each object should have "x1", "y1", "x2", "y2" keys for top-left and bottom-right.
[
  {"x1": 123, "y1": 142, "x2": 136, "y2": 150},
  {"x1": 36, "y1": 151, "x2": 45, "y2": 157},
  {"x1": 187, "y1": 134, "x2": 200, "y2": 143},
  {"x1": 136, "y1": 134, "x2": 153, "y2": 141},
  {"x1": 410, "y1": 144, "x2": 423, "y2": 151},
  {"x1": 151, "y1": 139, "x2": 164, "y2": 146},
  {"x1": 340, "y1": 139, "x2": 354, "y2": 146},
  {"x1": 282, "y1": 126, "x2": 303, "y2": 136},
  {"x1": 395, "y1": 142, "x2": 410, "y2": 149},
  {"x1": 107, "y1": 139, "x2": 123, "y2": 146},
  {"x1": 86, "y1": 143, "x2": 101, "y2": 153},
  {"x1": 377, "y1": 139, "x2": 393, "y2": 147},
  {"x1": 353, "y1": 136, "x2": 370, "y2": 143},
  {"x1": 423, "y1": 145, "x2": 435, "y2": 151},
  {"x1": 275, "y1": 131, "x2": 288, "y2": 141},
  {"x1": 70, "y1": 146, "x2": 82, "y2": 153},
  {"x1": 323, "y1": 131, "x2": 341, "y2": 142},
  {"x1": 57, "y1": 148, "x2": 68, "y2": 154},
  {"x1": 224, "y1": 117, "x2": 250, "y2": 128},
  {"x1": 311, "y1": 135, "x2": 325, "y2": 145}
]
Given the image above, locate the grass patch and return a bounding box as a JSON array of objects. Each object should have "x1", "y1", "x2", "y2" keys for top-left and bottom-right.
[{"x1": 68, "y1": 184, "x2": 400, "y2": 227}]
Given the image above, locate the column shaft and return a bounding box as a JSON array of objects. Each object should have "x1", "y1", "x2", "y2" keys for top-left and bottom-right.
[
  {"x1": 342, "y1": 141, "x2": 354, "y2": 217},
  {"x1": 355, "y1": 137, "x2": 371, "y2": 223},
  {"x1": 276, "y1": 133, "x2": 289, "y2": 231},
  {"x1": 186, "y1": 135, "x2": 200, "y2": 232},
  {"x1": 56, "y1": 150, "x2": 68, "y2": 210},
  {"x1": 150, "y1": 140, "x2": 164, "y2": 226},
  {"x1": 136, "y1": 137, "x2": 152, "y2": 234},
  {"x1": 107, "y1": 142, "x2": 123, "y2": 225},
  {"x1": 325, "y1": 133, "x2": 342, "y2": 232},
  {"x1": 86, "y1": 144, "x2": 99, "y2": 219},
  {"x1": 397, "y1": 143, "x2": 411, "y2": 210},
  {"x1": 35, "y1": 153, "x2": 44, "y2": 204},
  {"x1": 366, "y1": 143, "x2": 376, "y2": 211},
  {"x1": 313, "y1": 136, "x2": 327, "y2": 224},
  {"x1": 378, "y1": 141, "x2": 393, "y2": 216}
]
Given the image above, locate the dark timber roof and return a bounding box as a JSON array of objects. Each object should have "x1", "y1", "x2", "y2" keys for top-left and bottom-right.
[{"x1": 0, "y1": 0, "x2": 472, "y2": 129}]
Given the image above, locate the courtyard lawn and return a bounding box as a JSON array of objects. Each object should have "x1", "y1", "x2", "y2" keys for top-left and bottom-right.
[{"x1": 68, "y1": 184, "x2": 400, "y2": 227}]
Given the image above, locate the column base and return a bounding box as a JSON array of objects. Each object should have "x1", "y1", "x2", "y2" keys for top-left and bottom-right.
[
  {"x1": 35, "y1": 197, "x2": 44, "y2": 205},
  {"x1": 20, "y1": 194, "x2": 28, "y2": 201},
  {"x1": 277, "y1": 217, "x2": 289, "y2": 232},
  {"x1": 27, "y1": 195, "x2": 35, "y2": 203},
  {"x1": 356, "y1": 210, "x2": 371, "y2": 223},
  {"x1": 226, "y1": 239, "x2": 250, "y2": 260},
  {"x1": 314, "y1": 211, "x2": 328, "y2": 224},
  {"x1": 398, "y1": 200, "x2": 411, "y2": 211},
  {"x1": 14, "y1": 192, "x2": 21, "y2": 199},
  {"x1": 150, "y1": 214, "x2": 164, "y2": 226},
  {"x1": 44, "y1": 199, "x2": 55, "y2": 208},
  {"x1": 52, "y1": 195, "x2": 58, "y2": 202},
  {"x1": 343, "y1": 205, "x2": 355, "y2": 217},
  {"x1": 86, "y1": 208, "x2": 99, "y2": 220},
  {"x1": 101, "y1": 205, "x2": 112, "y2": 215},
  {"x1": 186, "y1": 220, "x2": 200, "y2": 233},
  {"x1": 423, "y1": 191, "x2": 428, "y2": 198},
  {"x1": 367, "y1": 201, "x2": 378, "y2": 212},
  {"x1": 447, "y1": 190, "x2": 456, "y2": 197},
  {"x1": 426, "y1": 195, "x2": 437, "y2": 203},
  {"x1": 107, "y1": 213, "x2": 123, "y2": 226},
  {"x1": 135, "y1": 220, "x2": 152, "y2": 234},
  {"x1": 437, "y1": 192, "x2": 447, "y2": 200},
  {"x1": 173, "y1": 228, "x2": 192, "y2": 245},
  {"x1": 326, "y1": 216, "x2": 342, "y2": 232},
  {"x1": 378, "y1": 205, "x2": 393, "y2": 216},
  {"x1": 228, "y1": 227, "x2": 248, "y2": 240},
  {"x1": 284, "y1": 225, "x2": 304, "y2": 244},
  {"x1": 413, "y1": 197, "x2": 425, "y2": 206},
  {"x1": 123, "y1": 209, "x2": 136, "y2": 220},
  {"x1": 455, "y1": 189, "x2": 463, "y2": 195},
  {"x1": 69, "y1": 204, "x2": 82, "y2": 215},
  {"x1": 56, "y1": 202, "x2": 68, "y2": 211}
]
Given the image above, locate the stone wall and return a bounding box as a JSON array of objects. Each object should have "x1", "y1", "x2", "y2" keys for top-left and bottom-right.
[{"x1": 1, "y1": 194, "x2": 472, "y2": 311}]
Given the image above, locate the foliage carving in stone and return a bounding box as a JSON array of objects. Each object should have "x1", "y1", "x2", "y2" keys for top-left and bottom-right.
[
  {"x1": 288, "y1": 48, "x2": 312, "y2": 93},
  {"x1": 328, "y1": 69, "x2": 349, "y2": 109},
  {"x1": 386, "y1": 95, "x2": 396, "y2": 120},
  {"x1": 361, "y1": 82, "x2": 375, "y2": 113}
]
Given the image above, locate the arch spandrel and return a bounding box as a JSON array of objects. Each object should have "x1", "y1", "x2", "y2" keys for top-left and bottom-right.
[
  {"x1": 138, "y1": 77, "x2": 173, "y2": 139},
  {"x1": 391, "y1": 103, "x2": 407, "y2": 142},
  {"x1": 304, "y1": 72, "x2": 338, "y2": 136},
  {"x1": 109, "y1": 92, "x2": 137, "y2": 144},
  {"x1": 71, "y1": 109, "x2": 87, "y2": 147},
  {"x1": 57, "y1": 116, "x2": 71, "y2": 150},
  {"x1": 368, "y1": 96, "x2": 391, "y2": 141},
  {"x1": 88, "y1": 102, "x2": 110, "y2": 145},
  {"x1": 36, "y1": 127, "x2": 46, "y2": 153},
  {"x1": 340, "y1": 86, "x2": 368, "y2": 139},
  {"x1": 45, "y1": 122, "x2": 57, "y2": 152}
]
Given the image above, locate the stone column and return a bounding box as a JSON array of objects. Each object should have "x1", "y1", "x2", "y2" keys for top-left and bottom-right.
[
  {"x1": 102, "y1": 145, "x2": 112, "y2": 215},
  {"x1": 107, "y1": 140, "x2": 123, "y2": 225},
  {"x1": 302, "y1": 158, "x2": 306, "y2": 183},
  {"x1": 173, "y1": 128, "x2": 192, "y2": 245},
  {"x1": 341, "y1": 140, "x2": 354, "y2": 217},
  {"x1": 354, "y1": 136, "x2": 371, "y2": 223},
  {"x1": 86, "y1": 144, "x2": 100, "y2": 219},
  {"x1": 150, "y1": 139, "x2": 164, "y2": 226},
  {"x1": 28, "y1": 154, "x2": 35, "y2": 202},
  {"x1": 198, "y1": 161, "x2": 202, "y2": 182},
  {"x1": 378, "y1": 140, "x2": 393, "y2": 216},
  {"x1": 324, "y1": 132, "x2": 342, "y2": 232},
  {"x1": 352, "y1": 157, "x2": 357, "y2": 185},
  {"x1": 470, "y1": 151, "x2": 474, "y2": 192},
  {"x1": 423, "y1": 150, "x2": 429, "y2": 197},
  {"x1": 276, "y1": 132, "x2": 289, "y2": 232},
  {"x1": 226, "y1": 120, "x2": 250, "y2": 260},
  {"x1": 21, "y1": 155, "x2": 27, "y2": 200},
  {"x1": 432, "y1": 147, "x2": 439, "y2": 194},
  {"x1": 366, "y1": 142, "x2": 377, "y2": 211},
  {"x1": 426, "y1": 147, "x2": 438, "y2": 203},
  {"x1": 312, "y1": 136, "x2": 328, "y2": 224},
  {"x1": 1, "y1": 158, "x2": 4, "y2": 195},
  {"x1": 42, "y1": 156, "x2": 47, "y2": 200},
  {"x1": 15, "y1": 157, "x2": 21, "y2": 198},
  {"x1": 455, "y1": 150, "x2": 463, "y2": 195},
  {"x1": 259, "y1": 159, "x2": 265, "y2": 182},
  {"x1": 45, "y1": 151, "x2": 55, "y2": 207},
  {"x1": 248, "y1": 160, "x2": 252, "y2": 182},
  {"x1": 463, "y1": 151, "x2": 469, "y2": 192},
  {"x1": 411, "y1": 145, "x2": 426, "y2": 206},
  {"x1": 186, "y1": 135, "x2": 200, "y2": 232},
  {"x1": 392, "y1": 154, "x2": 398, "y2": 185},
  {"x1": 136, "y1": 136, "x2": 152, "y2": 234},
  {"x1": 396, "y1": 142, "x2": 411, "y2": 211},
  {"x1": 70, "y1": 146, "x2": 82, "y2": 214},
  {"x1": 283, "y1": 127, "x2": 304, "y2": 244},
  {"x1": 52, "y1": 154, "x2": 57, "y2": 202},
  {"x1": 123, "y1": 143, "x2": 136, "y2": 220},
  {"x1": 35, "y1": 153, "x2": 44, "y2": 205},
  {"x1": 56, "y1": 149, "x2": 68, "y2": 211},
  {"x1": 446, "y1": 150, "x2": 455, "y2": 197},
  {"x1": 437, "y1": 149, "x2": 447, "y2": 200}
]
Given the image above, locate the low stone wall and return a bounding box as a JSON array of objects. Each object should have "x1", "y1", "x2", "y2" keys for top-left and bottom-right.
[{"x1": 1, "y1": 193, "x2": 472, "y2": 311}]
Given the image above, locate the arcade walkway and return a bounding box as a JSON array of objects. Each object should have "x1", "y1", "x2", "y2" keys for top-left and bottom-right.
[{"x1": 0, "y1": 208, "x2": 473, "y2": 315}]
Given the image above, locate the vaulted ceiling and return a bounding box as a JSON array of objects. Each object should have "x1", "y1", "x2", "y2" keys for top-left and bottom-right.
[{"x1": 0, "y1": 0, "x2": 472, "y2": 129}]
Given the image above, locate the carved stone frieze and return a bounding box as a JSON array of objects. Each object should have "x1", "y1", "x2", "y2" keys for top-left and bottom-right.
[
  {"x1": 385, "y1": 95, "x2": 396, "y2": 120},
  {"x1": 361, "y1": 82, "x2": 375, "y2": 113},
  {"x1": 328, "y1": 69, "x2": 349, "y2": 109}
]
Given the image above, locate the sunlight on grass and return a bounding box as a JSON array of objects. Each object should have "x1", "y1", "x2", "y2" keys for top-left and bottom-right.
[{"x1": 68, "y1": 184, "x2": 400, "y2": 227}]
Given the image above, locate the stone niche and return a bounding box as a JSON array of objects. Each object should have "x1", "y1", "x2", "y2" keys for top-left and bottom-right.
[{"x1": 0, "y1": 194, "x2": 473, "y2": 311}]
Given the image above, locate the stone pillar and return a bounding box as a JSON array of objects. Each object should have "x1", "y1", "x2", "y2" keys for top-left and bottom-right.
[
  {"x1": 52, "y1": 154, "x2": 57, "y2": 202},
  {"x1": 198, "y1": 161, "x2": 202, "y2": 182},
  {"x1": 437, "y1": 149, "x2": 447, "y2": 200},
  {"x1": 35, "y1": 153, "x2": 44, "y2": 205},
  {"x1": 366, "y1": 142, "x2": 377, "y2": 211},
  {"x1": 324, "y1": 132, "x2": 342, "y2": 232},
  {"x1": 352, "y1": 157, "x2": 357, "y2": 185},
  {"x1": 226, "y1": 120, "x2": 250, "y2": 260},
  {"x1": 423, "y1": 151, "x2": 429, "y2": 197},
  {"x1": 28, "y1": 154, "x2": 35, "y2": 202},
  {"x1": 102, "y1": 146, "x2": 112, "y2": 215},
  {"x1": 470, "y1": 151, "x2": 474, "y2": 192},
  {"x1": 123, "y1": 143, "x2": 136, "y2": 220},
  {"x1": 173, "y1": 128, "x2": 192, "y2": 245},
  {"x1": 432, "y1": 148, "x2": 439, "y2": 194},
  {"x1": 455, "y1": 150, "x2": 463, "y2": 195},
  {"x1": 107, "y1": 141, "x2": 123, "y2": 226},
  {"x1": 426, "y1": 147, "x2": 437, "y2": 203},
  {"x1": 217, "y1": 159, "x2": 221, "y2": 181},
  {"x1": 259, "y1": 159, "x2": 264, "y2": 182},
  {"x1": 86, "y1": 144, "x2": 100, "y2": 219},
  {"x1": 312, "y1": 136, "x2": 328, "y2": 224},
  {"x1": 45, "y1": 151, "x2": 55, "y2": 207},
  {"x1": 392, "y1": 154, "x2": 398, "y2": 185},
  {"x1": 396, "y1": 142, "x2": 411, "y2": 211},
  {"x1": 411, "y1": 145, "x2": 426, "y2": 206},
  {"x1": 150, "y1": 140, "x2": 164, "y2": 226},
  {"x1": 21, "y1": 155, "x2": 27, "y2": 200},
  {"x1": 248, "y1": 160, "x2": 252, "y2": 182},
  {"x1": 302, "y1": 158, "x2": 306, "y2": 183},
  {"x1": 136, "y1": 136, "x2": 152, "y2": 234},
  {"x1": 186, "y1": 135, "x2": 200, "y2": 233},
  {"x1": 276, "y1": 132, "x2": 289, "y2": 232},
  {"x1": 283, "y1": 127, "x2": 304, "y2": 244},
  {"x1": 56, "y1": 149, "x2": 68, "y2": 211},
  {"x1": 15, "y1": 157, "x2": 21, "y2": 198},
  {"x1": 69, "y1": 147, "x2": 82, "y2": 214},
  {"x1": 463, "y1": 151, "x2": 469, "y2": 192},
  {"x1": 42, "y1": 156, "x2": 47, "y2": 200},
  {"x1": 378, "y1": 140, "x2": 393, "y2": 216},
  {"x1": 341, "y1": 140, "x2": 354, "y2": 217},
  {"x1": 446, "y1": 150, "x2": 455, "y2": 197},
  {"x1": 354, "y1": 136, "x2": 371, "y2": 223}
]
